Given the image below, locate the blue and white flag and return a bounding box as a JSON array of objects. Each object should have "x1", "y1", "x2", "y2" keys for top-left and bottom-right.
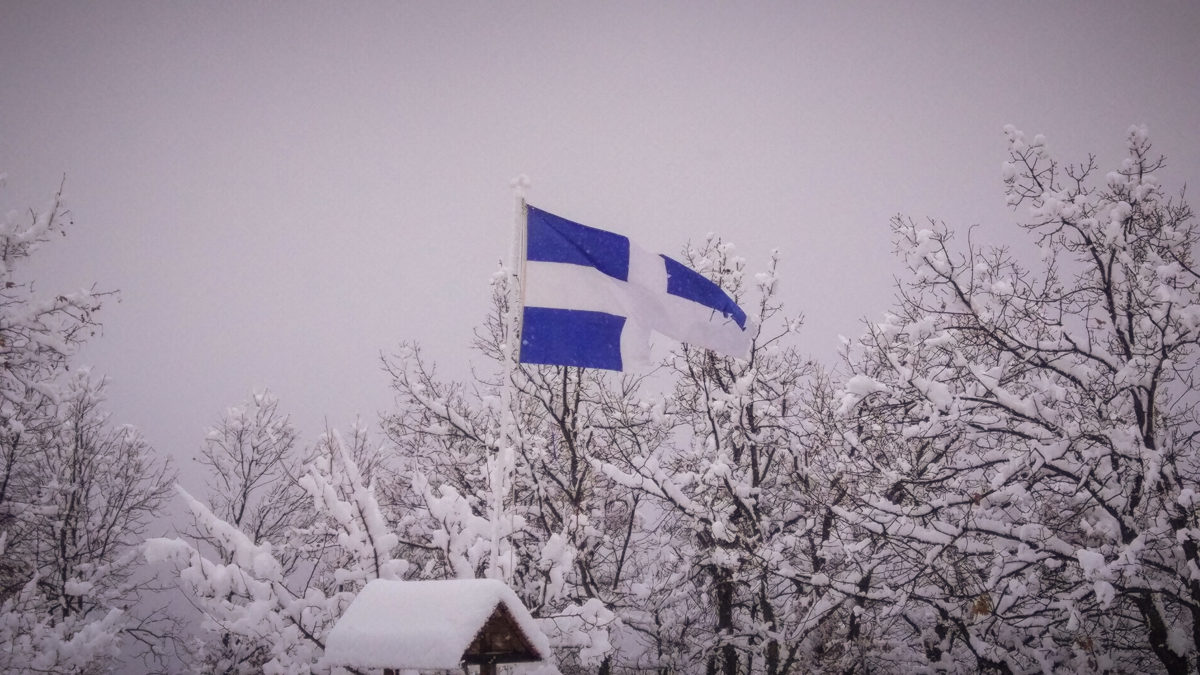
[{"x1": 519, "y1": 205, "x2": 752, "y2": 371}]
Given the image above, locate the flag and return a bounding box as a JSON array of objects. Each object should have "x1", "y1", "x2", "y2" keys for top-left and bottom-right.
[{"x1": 519, "y1": 205, "x2": 752, "y2": 371}]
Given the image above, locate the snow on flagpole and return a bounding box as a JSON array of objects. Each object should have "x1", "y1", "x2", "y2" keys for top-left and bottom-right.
[
  {"x1": 489, "y1": 174, "x2": 529, "y2": 582},
  {"x1": 510, "y1": 175, "x2": 529, "y2": 342}
]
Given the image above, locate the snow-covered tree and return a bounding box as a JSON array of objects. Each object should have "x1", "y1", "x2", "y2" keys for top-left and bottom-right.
[
  {"x1": 596, "y1": 240, "x2": 846, "y2": 674},
  {"x1": 834, "y1": 126, "x2": 1200, "y2": 673},
  {"x1": 1, "y1": 373, "x2": 176, "y2": 673},
  {"x1": 0, "y1": 179, "x2": 176, "y2": 673},
  {"x1": 0, "y1": 180, "x2": 102, "y2": 596},
  {"x1": 182, "y1": 390, "x2": 317, "y2": 671},
  {"x1": 150, "y1": 426, "x2": 406, "y2": 674},
  {"x1": 195, "y1": 390, "x2": 313, "y2": 573},
  {"x1": 383, "y1": 271, "x2": 647, "y2": 673}
]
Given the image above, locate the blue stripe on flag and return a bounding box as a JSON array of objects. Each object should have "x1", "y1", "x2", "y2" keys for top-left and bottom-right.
[
  {"x1": 662, "y1": 255, "x2": 748, "y2": 329},
  {"x1": 520, "y1": 306, "x2": 626, "y2": 371},
  {"x1": 527, "y1": 206, "x2": 630, "y2": 281}
]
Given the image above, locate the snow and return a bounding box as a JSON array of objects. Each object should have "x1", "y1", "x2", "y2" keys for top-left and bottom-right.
[
  {"x1": 844, "y1": 374, "x2": 887, "y2": 397},
  {"x1": 62, "y1": 580, "x2": 93, "y2": 596},
  {"x1": 538, "y1": 599, "x2": 615, "y2": 667},
  {"x1": 323, "y1": 578, "x2": 550, "y2": 670},
  {"x1": 1076, "y1": 549, "x2": 1108, "y2": 580},
  {"x1": 538, "y1": 533, "x2": 574, "y2": 601}
]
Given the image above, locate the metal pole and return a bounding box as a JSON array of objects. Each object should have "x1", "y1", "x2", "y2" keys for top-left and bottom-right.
[{"x1": 490, "y1": 175, "x2": 528, "y2": 581}]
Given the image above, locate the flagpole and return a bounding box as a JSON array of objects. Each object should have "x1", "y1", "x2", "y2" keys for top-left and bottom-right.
[
  {"x1": 510, "y1": 175, "x2": 529, "y2": 342},
  {"x1": 490, "y1": 175, "x2": 529, "y2": 582}
]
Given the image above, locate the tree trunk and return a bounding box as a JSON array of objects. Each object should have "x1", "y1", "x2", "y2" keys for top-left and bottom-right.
[
  {"x1": 717, "y1": 569, "x2": 737, "y2": 675},
  {"x1": 760, "y1": 578, "x2": 779, "y2": 675},
  {"x1": 1134, "y1": 593, "x2": 1190, "y2": 675}
]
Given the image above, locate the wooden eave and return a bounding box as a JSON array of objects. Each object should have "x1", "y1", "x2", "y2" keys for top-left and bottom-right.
[{"x1": 461, "y1": 602, "x2": 543, "y2": 664}]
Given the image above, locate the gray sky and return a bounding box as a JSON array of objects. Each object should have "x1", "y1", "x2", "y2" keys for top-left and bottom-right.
[{"x1": 2, "y1": 1, "x2": 1198, "y2": 493}]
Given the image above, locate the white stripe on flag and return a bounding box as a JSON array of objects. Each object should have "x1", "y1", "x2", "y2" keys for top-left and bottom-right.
[{"x1": 524, "y1": 240, "x2": 752, "y2": 359}]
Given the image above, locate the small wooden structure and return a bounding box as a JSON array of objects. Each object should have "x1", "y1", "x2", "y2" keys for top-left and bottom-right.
[{"x1": 325, "y1": 578, "x2": 549, "y2": 674}]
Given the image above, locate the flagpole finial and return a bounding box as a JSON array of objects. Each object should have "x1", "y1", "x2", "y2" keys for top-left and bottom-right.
[{"x1": 510, "y1": 174, "x2": 531, "y2": 200}]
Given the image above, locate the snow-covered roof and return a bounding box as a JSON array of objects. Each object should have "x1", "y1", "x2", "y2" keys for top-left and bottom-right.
[{"x1": 324, "y1": 578, "x2": 550, "y2": 670}]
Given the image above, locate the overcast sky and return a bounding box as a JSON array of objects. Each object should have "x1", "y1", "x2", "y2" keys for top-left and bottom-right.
[{"x1": 2, "y1": 1, "x2": 1198, "y2": 493}]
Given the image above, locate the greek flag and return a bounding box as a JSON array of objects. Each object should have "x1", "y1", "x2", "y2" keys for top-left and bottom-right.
[{"x1": 519, "y1": 205, "x2": 752, "y2": 371}]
